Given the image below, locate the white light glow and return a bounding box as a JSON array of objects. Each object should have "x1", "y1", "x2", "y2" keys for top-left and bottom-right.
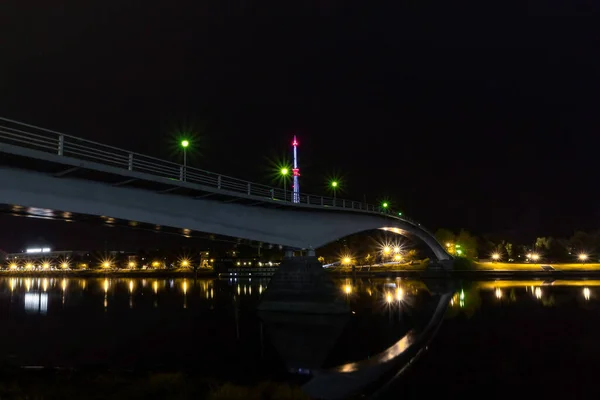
[{"x1": 26, "y1": 248, "x2": 51, "y2": 254}]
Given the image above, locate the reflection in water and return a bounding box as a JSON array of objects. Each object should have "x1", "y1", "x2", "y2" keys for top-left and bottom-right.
[{"x1": 0, "y1": 277, "x2": 597, "y2": 398}]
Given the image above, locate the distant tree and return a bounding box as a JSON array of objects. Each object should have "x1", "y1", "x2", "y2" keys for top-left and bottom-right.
[
  {"x1": 404, "y1": 249, "x2": 418, "y2": 262},
  {"x1": 504, "y1": 243, "x2": 513, "y2": 259},
  {"x1": 535, "y1": 237, "x2": 552, "y2": 251},
  {"x1": 546, "y1": 238, "x2": 570, "y2": 262},
  {"x1": 569, "y1": 231, "x2": 595, "y2": 254},
  {"x1": 435, "y1": 229, "x2": 456, "y2": 246},
  {"x1": 456, "y1": 229, "x2": 478, "y2": 259}
]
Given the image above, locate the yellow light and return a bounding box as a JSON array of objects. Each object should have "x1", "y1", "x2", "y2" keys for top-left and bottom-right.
[
  {"x1": 9, "y1": 263, "x2": 18, "y2": 270},
  {"x1": 491, "y1": 253, "x2": 500, "y2": 261},
  {"x1": 181, "y1": 259, "x2": 190, "y2": 267},
  {"x1": 102, "y1": 261, "x2": 111, "y2": 268},
  {"x1": 153, "y1": 280, "x2": 158, "y2": 294},
  {"x1": 342, "y1": 257, "x2": 351, "y2": 265},
  {"x1": 103, "y1": 279, "x2": 109, "y2": 293},
  {"x1": 584, "y1": 287, "x2": 591, "y2": 300},
  {"x1": 393, "y1": 246, "x2": 401, "y2": 254},
  {"x1": 42, "y1": 262, "x2": 50, "y2": 269},
  {"x1": 152, "y1": 261, "x2": 160, "y2": 267},
  {"x1": 579, "y1": 254, "x2": 588, "y2": 262},
  {"x1": 42, "y1": 278, "x2": 49, "y2": 292},
  {"x1": 396, "y1": 288, "x2": 404, "y2": 301},
  {"x1": 129, "y1": 280, "x2": 134, "y2": 293},
  {"x1": 344, "y1": 284, "x2": 352, "y2": 294},
  {"x1": 383, "y1": 246, "x2": 391, "y2": 255},
  {"x1": 495, "y1": 288, "x2": 502, "y2": 299},
  {"x1": 128, "y1": 261, "x2": 136, "y2": 268},
  {"x1": 386, "y1": 293, "x2": 393, "y2": 303},
  {"x1": 25, "y1": 263, "x2": 33, "y2": 270},
  {"x1": 182, "y1": 280, "x2": 188, "y2": 295},
  {"x1": 61, "y1": 279, "x2": 67, "y2": 292},
  {"x1": 446, "y1": 242, "x2": 451, "y2": 247},
  {"x1": 394, "y1": 254, "x2": 402, "y2": 261},
  {"x1": 61, "y1": 262, "x2": 69, "y2": 269},
  {"x1": 530, "y1": 253, "x2": 540, "y2": 262}
]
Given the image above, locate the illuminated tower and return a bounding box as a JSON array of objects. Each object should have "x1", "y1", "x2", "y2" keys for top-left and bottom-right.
[{"x1": 292, "y1": 136, "x2": 300, "y2": 203}]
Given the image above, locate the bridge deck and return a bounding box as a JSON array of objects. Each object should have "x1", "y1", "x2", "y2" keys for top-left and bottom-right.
[{"x1": 0, "y1": 116, "x2": 430, "y2": 231}]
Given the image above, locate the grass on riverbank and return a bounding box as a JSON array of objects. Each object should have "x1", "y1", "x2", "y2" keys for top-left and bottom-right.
[{"x1": 474, "y1": 262, "x2": 600, "y2": 271}]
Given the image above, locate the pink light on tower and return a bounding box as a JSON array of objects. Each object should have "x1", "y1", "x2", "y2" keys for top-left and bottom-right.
[{"x1": 292, "y1": 135, "x2": 300, "y2": 203}]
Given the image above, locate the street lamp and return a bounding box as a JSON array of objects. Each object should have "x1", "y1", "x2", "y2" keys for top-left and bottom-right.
[
  {"x1": 579, "y1": 253, "x2": 588, "y2": 263},
  {"x1": 491, "y1": 253, "x2": 500, "y2": 262},
  {"x1": 181, "y1": 139, "x2": 190, "y2": 182},
  {"x1": 330, "y1": 180, "x2": 338, "y2": 200},
  {"x1": 280, "y1": 167, "x2": 289, "y2": 201},
  {"x1": 531, "y1": 253, "x2": 540, "y2": 262},
  {"x1": 383, "y1": 246, "x2": 392, "y2": 257}
]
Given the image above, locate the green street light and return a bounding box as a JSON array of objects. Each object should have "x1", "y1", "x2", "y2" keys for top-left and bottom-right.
[
  {"x1": 330, "y1": 180, "x2": 339, "y2": 201},
  {"x1": 280, "y1": 168, "x2": 289, "y2": 201},
  {"x1": 382, "y1": 202, "x2": 389, "y2": 209},
  {"x1": 398, "y1": 212, "x2": 402, "y2": 216},
  {"x1": 180, "y1": 139, "x2": 190, "y2": 182}
]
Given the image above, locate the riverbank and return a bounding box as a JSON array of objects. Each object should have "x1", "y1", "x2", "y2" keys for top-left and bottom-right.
[
  {"x1": 326, "y1": 261, "x2": 600, "y2": 278},
  {"x1": 0, "y1": 269, "x2": 217, "y2": 278}
]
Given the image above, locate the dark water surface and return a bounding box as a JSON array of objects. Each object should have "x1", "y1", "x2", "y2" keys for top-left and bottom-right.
[{"x1": 0, "y1": 276, "x2": 599, "y2": 399}]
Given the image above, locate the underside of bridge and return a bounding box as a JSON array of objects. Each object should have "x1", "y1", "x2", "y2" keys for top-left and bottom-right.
[{"x1": 0, "y1": 166, "x2": 451, "y2": 264}]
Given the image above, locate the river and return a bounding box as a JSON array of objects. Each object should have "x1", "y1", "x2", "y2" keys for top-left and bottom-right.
[{"x1": 0, "y1": 276, "x2": 598, "y2": 399}]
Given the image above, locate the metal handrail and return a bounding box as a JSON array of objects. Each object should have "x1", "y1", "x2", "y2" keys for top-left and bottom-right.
[{"x1": 0, "y1": 116, "x2": 430, "y2": 230}]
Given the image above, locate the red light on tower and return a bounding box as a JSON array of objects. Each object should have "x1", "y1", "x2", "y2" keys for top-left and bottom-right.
[{"x1": 292, "y1": 135, "x2": 300, "y2": 203}]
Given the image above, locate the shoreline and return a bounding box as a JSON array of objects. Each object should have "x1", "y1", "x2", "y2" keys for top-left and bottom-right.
[
  {"x1": 2, "y1": 266, "x2": 600, "y2": 280},
  {"x1": 0, "y1": 269, "x2": 217, "y2": 278}
]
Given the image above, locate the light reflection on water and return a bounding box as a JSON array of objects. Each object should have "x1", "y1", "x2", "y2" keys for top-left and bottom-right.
[
  {"x1": 1, "y1": 277, "x2": 599, "y2": 316},
  {"x1": 0, "y1": 276, "x2": 597, "y2": 397}
]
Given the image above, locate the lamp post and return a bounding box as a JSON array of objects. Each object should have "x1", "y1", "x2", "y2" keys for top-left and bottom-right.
[
  {"x1": 181, "y1": 139, "x2": 189, "y2": 182},
  {"x1": 382, "y1": 202, "x2": 389, "y2": 212},
  {"x1": 331, "y1": 181, "x2": 338, "y2": 199},
  {"x1": 281, "y1": 168, "x2": 289, "y2": 201}
]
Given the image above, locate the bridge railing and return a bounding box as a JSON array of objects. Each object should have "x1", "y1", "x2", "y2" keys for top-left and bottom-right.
[{"x1": 0, "y1": 116, "x2": 425, "y2": 227}]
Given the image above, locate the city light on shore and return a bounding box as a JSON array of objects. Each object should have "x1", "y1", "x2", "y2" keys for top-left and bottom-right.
[
  {"x1": 579, "y1": 253, "x2": 589, "y2": 263},
  {"x1": 491, "y1": 253, "x2": 500, "y2": 261}
]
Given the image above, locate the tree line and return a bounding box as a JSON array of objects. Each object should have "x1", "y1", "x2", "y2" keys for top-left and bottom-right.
[{"x1": 435, "y1": 229, "x2": 600, "y2": 263}]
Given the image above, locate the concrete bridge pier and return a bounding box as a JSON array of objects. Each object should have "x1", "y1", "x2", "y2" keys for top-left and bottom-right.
[{"x1": 258, "y1": 248, "x2": 349, "y2": 314}]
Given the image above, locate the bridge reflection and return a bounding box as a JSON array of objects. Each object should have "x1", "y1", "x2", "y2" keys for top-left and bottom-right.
[{"x1": 0, "y1": 276, "x2": 597, "y2": 399}]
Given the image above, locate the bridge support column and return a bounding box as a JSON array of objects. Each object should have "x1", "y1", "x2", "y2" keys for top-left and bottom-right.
[{"x1": 258, "y1": 256, "x2": 349, "y2": 314}]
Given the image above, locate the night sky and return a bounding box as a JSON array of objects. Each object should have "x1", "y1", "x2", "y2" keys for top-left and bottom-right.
[{"x1": 1, "y1": 1, "x2": 599, "y2": 251}]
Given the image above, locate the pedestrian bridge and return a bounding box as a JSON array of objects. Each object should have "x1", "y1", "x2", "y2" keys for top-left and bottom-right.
[{"x1": 0, "y1": 117, "x2": 451, "y2": 265}]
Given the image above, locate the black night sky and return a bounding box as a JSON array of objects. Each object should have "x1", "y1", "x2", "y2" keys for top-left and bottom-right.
[{"x1": 1, "y1": 1, "x2": 599, "y2": 251}]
